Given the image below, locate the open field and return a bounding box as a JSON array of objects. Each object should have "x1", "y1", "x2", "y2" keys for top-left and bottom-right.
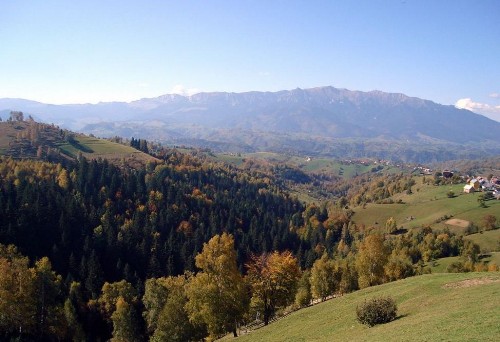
[
  {"x1": 215, "y1": 152, "x2": 399, "y2": 179},
  {"x1": 225, "y1": 272, "x2": 500, "y2": 342},
  {"x1": 58, "y1": 135, "x2": 139, "y2": 156},
  {"x1": 429, "y1": 252, "x2": 500, "y2": 273},
  {"x1": 465, "y1": 229, "x2": 500, "y2": 252},
  {"x1": 58, "y1": 135, "x2": 160, "y2": 168},
  {"x1": 445, "y1": 218, "x2": 470, "y2": 228},
  {"x1": 352, "y1": 179, "x2": 500, "y2": 234},
  {"x1": 0, "y1": 121, "x2": 159, "y2": 168}
]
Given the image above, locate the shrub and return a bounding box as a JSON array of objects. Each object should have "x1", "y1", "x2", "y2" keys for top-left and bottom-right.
[
  {"x1": 295, "y1": 286, "x2": 312, "y2": 308},
  {"x1": 447, "y1": 260, "x2": 474, "y2": 273},
  {"x1": 356, "y1": 296, "x2": 397, "y2": 327}
]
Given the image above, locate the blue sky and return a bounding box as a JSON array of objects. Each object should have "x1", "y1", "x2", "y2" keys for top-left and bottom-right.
[{"x1": 1, "y1": 1, "x2": 499, "y2": 119}]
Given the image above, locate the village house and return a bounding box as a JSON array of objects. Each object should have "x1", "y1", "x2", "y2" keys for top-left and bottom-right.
[
  {"x1": 463, "y1": 184, "x2": 475, "y2": 193},
  {"x1": 470, "y1": 178, "x2": 480, "y2": 190}
]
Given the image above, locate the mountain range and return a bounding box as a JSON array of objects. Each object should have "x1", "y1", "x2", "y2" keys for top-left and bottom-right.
[{"x1": 1, "y1": 86, "x2": 499, "y2": 162}]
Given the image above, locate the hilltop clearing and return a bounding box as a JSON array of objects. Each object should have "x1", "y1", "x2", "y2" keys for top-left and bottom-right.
[{"x1": 0, "y1": 119, "x2": 158, "y2": 168}]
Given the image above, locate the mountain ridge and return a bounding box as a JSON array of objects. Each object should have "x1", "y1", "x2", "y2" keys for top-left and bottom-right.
[{"x1": 1, "y1": 86, "x2": 499, "y2": 162}]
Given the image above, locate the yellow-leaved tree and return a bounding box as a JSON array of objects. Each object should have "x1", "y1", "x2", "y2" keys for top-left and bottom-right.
[
  {"x1": 310, "y1": 253, "x2": 339, "y2": 301},
  {"x1": 355, "y1": 233, "x2": 389, "y2": 288},
  {"x1": 185, "y1": 233, "x2": 247, "y2": 340},
  {"x1": 246, "y1": 251, "x2": 301, "y2": 325}
]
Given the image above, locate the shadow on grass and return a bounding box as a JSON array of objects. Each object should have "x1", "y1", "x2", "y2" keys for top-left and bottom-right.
[
  {"x1": 69, "y1": 139, "x2": 94, "y2": 153},
  {"x1": 394, "y1": 313, "x2": 409, "y2": 321},
  {"x1": 479, "y1": 253, "x2": 492, "y2": 260}
]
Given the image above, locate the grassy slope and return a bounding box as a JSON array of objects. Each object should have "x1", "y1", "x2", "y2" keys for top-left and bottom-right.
[
  {"x1": 352, "y1": 178, "x2": 500, "y2": 235},
  {"x1": 464, "y1": 229, "x2": 500, "y2": 252},
  {"x1": 429, "y1": 252, "x2": 500, "y2": 273},
  {"x1": 59, "y1": 135, "x2": 160, "y2": 168},
  {"x1": 229, "y1": 273, "x2": 500, "y2": 342},
  {"x1": 216, "y1": 152, "x2": 393, "y2": 180},
  {"x1": 0, "y1": 122, "x2": 158, "y2": 167}
]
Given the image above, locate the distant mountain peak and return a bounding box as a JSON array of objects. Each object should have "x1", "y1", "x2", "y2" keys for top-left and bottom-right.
[{"x1": 1, "y1": 86, "x2": 499, "y2": 162}]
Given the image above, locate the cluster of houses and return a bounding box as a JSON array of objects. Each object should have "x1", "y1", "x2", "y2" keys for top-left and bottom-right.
[{"x1": 463, "y1": 176, "x2": 500, "y2": 199}]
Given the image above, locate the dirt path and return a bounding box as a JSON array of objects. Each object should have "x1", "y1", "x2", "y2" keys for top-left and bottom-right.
[
  {"x1": 443, "y1": 277, "x2": 500, "y2": 289},
  {"x1": 444, "y1": 218, "x2": 470, "y2": 228}
]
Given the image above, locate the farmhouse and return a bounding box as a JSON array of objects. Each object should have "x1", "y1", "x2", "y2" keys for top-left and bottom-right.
[
  {"x1": 463, "y1": 184, "x2": 475, "y2": 193},
  {"x1": 470, "y1": 178, "x2": 480, "y2": 190}
]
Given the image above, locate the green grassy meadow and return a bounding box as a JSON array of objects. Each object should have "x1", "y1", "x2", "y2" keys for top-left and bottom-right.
[
  {"x1": 58, "y1": 135, "x2": 138, "y2": 156},
  {"x1": 429, "y1": 252, "x2": 500, "y2": 273},
  {"x1": 215, "y1": 152, "x2": 395, "y2": 180},
  {"x1": 57, "y1": 135, "x2": 158, "y2": 167},
  {"x1": 352, "y1": 178, "x2": 500, "y2": 235},
  {"x1": 465, "y1": 230, "x2": 500, "y2": 252},
  {"x1": 227, "y1": 272, "x2": 500, "y2": 342}
]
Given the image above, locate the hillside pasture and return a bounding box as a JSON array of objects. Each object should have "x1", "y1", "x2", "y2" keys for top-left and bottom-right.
[
  {"x1": 215, "y1": 152, "x2": 395, "y2": 180},
  {"x1": 465, "y1": 229, "x2": 500, "y2": 253},
  {"x1": 227, "y1": 273, "x2": 500, "y2": 342},
  {"x1": 430, "y1": 252, "x2": 500, "y2": 273},
  {"x1": 58, "y1": 135, "x2": 159, "y2": 168},
  {"x1": 353, "y1": 180, "x2": 500, "y2": 235}
]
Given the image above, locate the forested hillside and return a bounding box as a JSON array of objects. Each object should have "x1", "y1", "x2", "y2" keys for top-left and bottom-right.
[
  {"x1": 0, "y1": 153, "x2": 307, "y2": 277},
  {"x1": 1, "y1": 130, "x2": 498, "y2": 341}
]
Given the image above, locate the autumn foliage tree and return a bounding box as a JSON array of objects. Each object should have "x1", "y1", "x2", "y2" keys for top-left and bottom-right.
[
  {"x1": 355, "y1": 234, "x2": 389, "y2": 288},
  {"x1": 0, "y1": 245, "x2": 66, "y2": 340},
  {"x1": 246, "y1": 251, "x2": 301, "y2": 325},
  {"x1": 310, "y1": 253, "x2": 338, "y2": 301},
  {"x1": 143, "y1": 275, "x2": 203, "y2": 342},
  {"x1": 185, "y1": 233, "x2": 247, "y2": 339}
]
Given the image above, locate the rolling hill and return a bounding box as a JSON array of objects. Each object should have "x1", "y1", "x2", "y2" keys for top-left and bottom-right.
[
  {"x1": 2, "y1": 86, "x2": 500, "y2": 162},
  {"x1": 0, "y1": 120, "x2": 158, "y2": 168},
  {"x1": 350, "y1": 177, "x2": 500, "y2": 236},
  {"x1": 226, "y1": 272, "x2": 500, "y2": 342}
]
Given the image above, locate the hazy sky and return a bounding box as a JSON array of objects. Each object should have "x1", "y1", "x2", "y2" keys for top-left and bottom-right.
[{"x1": 1, "y1": 1, "x2": 499, "y2": 119}]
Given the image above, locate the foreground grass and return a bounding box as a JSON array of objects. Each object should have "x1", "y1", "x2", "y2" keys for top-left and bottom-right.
[{"x1": 228, "y1": 273, "x2": 500, "y2": 342}]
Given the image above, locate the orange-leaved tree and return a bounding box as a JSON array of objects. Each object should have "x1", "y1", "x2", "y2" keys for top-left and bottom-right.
[{"x1": 246, "y1": 251, "x2": 301, "y2": 325}]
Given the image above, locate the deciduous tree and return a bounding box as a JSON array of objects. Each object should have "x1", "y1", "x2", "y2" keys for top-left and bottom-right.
[
  {"x1": 246, "y1": 251, "x2": 301, "y2": 325},
  {"x1": 310, "y1": 254, "x2": 337, "y2": 301},
  {"x1": 185, "y1": 233, "x2": 247, "y2": 339},
  {"x1": 385, "y1": 217, "x2": 397, "y2": 234},
  {"x1": 110, "y1": 296, "x2": 142, "y2": 342},
  {"x1": 482, "y1": 214, "x2": 497, "y2": 231},
  {"x1": 355, "y1": 234, "x2": 389, "y2": 288},
  {"x1": 151, "y1": 275, "x2": 204, "y2": 342}
]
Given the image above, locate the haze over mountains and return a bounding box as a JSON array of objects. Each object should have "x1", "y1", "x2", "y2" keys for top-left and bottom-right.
[{"x1": 1, "y1": 86, "x2": 499, "y2": 162}]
